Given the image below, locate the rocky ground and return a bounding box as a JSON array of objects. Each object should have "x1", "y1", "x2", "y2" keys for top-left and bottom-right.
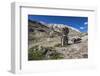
[{"x1": 28, "y1": 35, "x2": 88, "y2": 59}]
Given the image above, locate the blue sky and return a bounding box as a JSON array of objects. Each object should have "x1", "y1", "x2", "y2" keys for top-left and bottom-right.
[{"x1": 28, "y1": 15, "x2": 88, "y2": 32}]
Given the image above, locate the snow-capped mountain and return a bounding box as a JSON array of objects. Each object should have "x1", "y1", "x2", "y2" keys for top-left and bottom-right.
[
  {"x1": 47, "y1": 23, "x2": 80, "y2": 33},
  {"x1": 34, "y1": 20, "x2": 81, "y2": 33}
]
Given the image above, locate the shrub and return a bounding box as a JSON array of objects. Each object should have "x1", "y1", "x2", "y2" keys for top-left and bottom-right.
[
  {"x1": 28, "y1": 45, "x2": 45, "y2": 60},
  {"x1": 49, "y1": 52, "x2": 64, "y2": 59},
  {"x1": 28, "y1": 45, "x2": 64, "y2": 60}
]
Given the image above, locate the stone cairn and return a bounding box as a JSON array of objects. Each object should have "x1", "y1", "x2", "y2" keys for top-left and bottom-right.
[{"x1": 61, "y1": 27, "x2": 69, "y2": 46}]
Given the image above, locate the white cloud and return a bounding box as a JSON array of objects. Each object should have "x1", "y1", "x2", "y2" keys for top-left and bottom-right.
[
  {"x1": 80, "y1": 27, "x2": 84, "y2": 29},
  {"x1": 84, "y1": 22, "x2": 88, "y2": 25}
]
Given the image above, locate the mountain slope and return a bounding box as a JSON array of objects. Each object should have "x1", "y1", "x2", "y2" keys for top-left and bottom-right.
[{"x1": 28, "y1": 20, "x2": 88, "y2": 59}]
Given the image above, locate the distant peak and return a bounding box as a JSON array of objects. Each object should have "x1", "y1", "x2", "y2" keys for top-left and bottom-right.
[{"x1": 47, "y1": 23, "x2": 80, "y2": 32}]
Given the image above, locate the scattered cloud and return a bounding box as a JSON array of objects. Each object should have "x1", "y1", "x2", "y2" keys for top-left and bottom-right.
[
  {"x1": 84, "y1": 22, "x2": 88, "y2": 25},
  {"x1": 80, "y1": 27, "x2": 84, "y2": 30}
]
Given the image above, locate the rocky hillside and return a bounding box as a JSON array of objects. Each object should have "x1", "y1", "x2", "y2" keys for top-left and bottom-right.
[{"x1": 28, "y1": 20, "x2": 88, "y2": 60}]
